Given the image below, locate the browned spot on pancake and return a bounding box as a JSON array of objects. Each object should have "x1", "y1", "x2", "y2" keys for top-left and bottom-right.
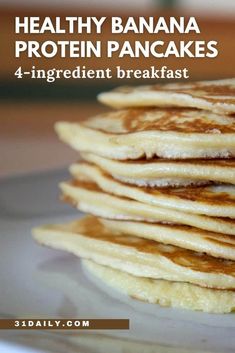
[
  {"x1": 82, "y1": 108, "x2": 235, "y2": 134},
  {"x1": 193, "y1": 84, "x2": 235, "y2": 99},
  {"x1": 164, "y1": 249, "x2": 235, "y2": 276},
  {"x1": 85, "y1": 108, "x2": 235, "y2": 134},
  {"x1": 204, "y1": 236, "x2": 235, "y2": 249},
  {"x1": 121, "y1": 109, "x2": 235, "y2": 133},
  {"x1": 70, "y1": 217, "x2": 235, "y2": 277},
  {"x1": 150, "y1": 187, "x2": 235, "y2": 205},
  {"x1": 70, "y1": 179, "x2": 102, "y2": 192},
  {"x1": 61, "y1": 194, "x2": 78, "y2": 207}
]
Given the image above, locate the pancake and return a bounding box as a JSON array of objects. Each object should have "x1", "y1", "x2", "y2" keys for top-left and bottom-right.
[
  {"x1": 32, "y1": 215, "x2": 235, "y2": 289},
  {"x1": 83, "y1": 260, "x2": 235, "y2": 314},
  {"x1": 81, "y1": 152, "x2": 235, "y2": 187},
  {"x1": 101, "y1": 218, "x2": 235, "y2": 261},
  {"x1": 98, "y1": 78, "x2": 235, "y2": 115},
  {"x1": 70, "y1": 162, "x2": 235, "y2": 218},
  {"x1": 55, "y1": 108, "x2": 235, "y2": 160},
  {"x1": 60, "y1": 179, "x2": 235, "y2": 235}
]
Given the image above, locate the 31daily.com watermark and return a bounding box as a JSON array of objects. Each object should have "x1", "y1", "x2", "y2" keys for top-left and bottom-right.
[{"x1": 0, "y1": 319, "x2": 129, "y2": 330}]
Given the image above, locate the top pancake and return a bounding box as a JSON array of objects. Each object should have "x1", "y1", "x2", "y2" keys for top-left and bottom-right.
[
  {"x1": 98, "y1": 78, "x2": 235, "y2": 115},
  {"x1": 55, "y1": 108, "x2": 235, "y2": 159}
]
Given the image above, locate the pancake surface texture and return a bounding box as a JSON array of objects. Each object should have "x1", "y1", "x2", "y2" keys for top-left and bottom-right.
[
  {"x1": 70, "y1": 162, "x2": 235, "y2": 218},
  {"x1": 83, "y1": 260, "x2": 235, "y2": 314},
  {"x1": 81, "y1": 152, "x2": 235, "y2": 187},
  {"x1": 101, "y1": 218, "x2": 235, "y2": 261},
  {"x1": 32, "y1": 216, "x2": 235, "y2": 290},
  {"x1": 60, "y1": 179, "x2": 235, "y2": 235},
  {"x1": 98, "y1": 78, "x2": 235, "y2": 115},
  {"x1": 55, "y1": 108, "x2": 235, "y2": 159}
]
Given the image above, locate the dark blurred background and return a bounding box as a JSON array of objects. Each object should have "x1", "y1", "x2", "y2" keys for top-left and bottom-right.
[{"x1": 0, "y1": 0, "x2": 234, "y2": 177}]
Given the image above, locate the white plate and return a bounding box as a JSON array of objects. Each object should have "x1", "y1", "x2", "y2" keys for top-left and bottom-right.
[{"x1": 0, "y1": 170, "x2": 235, "y2": 353}]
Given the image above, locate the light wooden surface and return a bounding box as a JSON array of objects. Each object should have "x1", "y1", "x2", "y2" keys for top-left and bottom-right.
[{"x1": 0, "y1": 101, "x2": 107, "y2": 178}]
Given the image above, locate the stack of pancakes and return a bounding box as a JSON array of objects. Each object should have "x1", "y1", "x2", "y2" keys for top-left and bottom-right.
[{"x1": 33, "y1": 79, "x2": 235, "y2": 313}]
